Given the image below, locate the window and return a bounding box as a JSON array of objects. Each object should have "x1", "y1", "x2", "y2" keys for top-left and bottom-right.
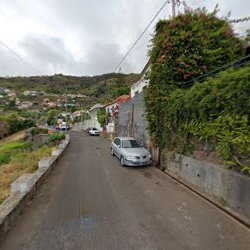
[
  {"x1": 122, "y1": 140, "x2": 141, "y2": 148},
  {"x1": 114, "y1": 138, "x2": 120, "y2": 146}
]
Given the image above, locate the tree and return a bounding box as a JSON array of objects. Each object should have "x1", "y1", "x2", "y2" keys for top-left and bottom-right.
[{"x1": 97, "y1": 108, "x2": 109, "y2": 129}]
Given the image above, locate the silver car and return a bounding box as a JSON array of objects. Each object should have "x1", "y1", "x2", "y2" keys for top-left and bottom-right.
[{"x1": 111, "y1": 137, "x2": 151, "y2": 166}]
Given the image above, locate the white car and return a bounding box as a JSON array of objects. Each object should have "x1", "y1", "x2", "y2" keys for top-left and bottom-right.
[
  {"x1": 87, "y1": 127, "x2": 100, "y2": 136},
  {"x1": 111, "y1": 137, "x2": 151, "y2": 166}
]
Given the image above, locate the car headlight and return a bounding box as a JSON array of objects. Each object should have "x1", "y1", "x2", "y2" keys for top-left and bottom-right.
[{"x1": 148, "y1": 154, "x2": 152, "y2": 159}]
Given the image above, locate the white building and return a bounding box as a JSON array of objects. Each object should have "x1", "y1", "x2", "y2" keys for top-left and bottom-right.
[
  {"x1": 105, "y1": 100, "x2": 118, "y2": 116},
  {"x1": 131, "y1": 60, "x2": 151, "y2": 98},
  {"x1": 131, "y1": 78, "x2": 149, "y2": 98},
  {"x1": 78, "y1": 103, "x2": 104, "y2": 131}
]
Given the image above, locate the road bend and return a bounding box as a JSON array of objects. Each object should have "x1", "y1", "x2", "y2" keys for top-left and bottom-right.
[{"x1": 1, "y1": 131, "x2": 250, "y2": 250}]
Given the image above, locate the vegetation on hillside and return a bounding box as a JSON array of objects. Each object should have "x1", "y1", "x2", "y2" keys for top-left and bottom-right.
[
  {"x1": 0, "y1": 72, "x2": 139, "y2": 105},
  {"x1": 0, "y1": 112, "x2": 35, "y2": 136},
  {"x1": 144, "y1": 9, "x2": 249, "y2": 172}
]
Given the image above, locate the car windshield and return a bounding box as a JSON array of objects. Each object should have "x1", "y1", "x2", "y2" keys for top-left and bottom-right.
[
  {"x1": 92, "y1": 128, "x2": 97, "y2": 130},
  {"x1": 122, "y1": 140, "x2": 141, "y2": 148}
]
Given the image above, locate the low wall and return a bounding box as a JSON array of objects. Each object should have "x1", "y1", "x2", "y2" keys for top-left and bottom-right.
[
  {"x1": 32, "y1": 134, "x2": 49, "y2": 150},
  {"x1": 72, "y1": 118, "x2": 102, "y2": 131},
  {"x1": 0, "y1": 135, "x2": 70, "y2": 241},
  {"x1": 165, "y1": 154, "x2": 250, "y2": 221}
]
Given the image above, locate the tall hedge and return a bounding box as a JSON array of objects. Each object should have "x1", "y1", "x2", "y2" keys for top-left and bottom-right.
[
  {"x1": 165, "y1": 67, "x2": 250, "y2": 169},
  {"x1": 144, "y1": 9, "x2": 248, "y2": 171},
  {"x1": 149, "y1": 10, "x2": 243, "y2": 87}
]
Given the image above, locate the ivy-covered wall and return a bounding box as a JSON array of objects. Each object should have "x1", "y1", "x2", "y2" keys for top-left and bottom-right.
[{"x1": 144, "y1": 9, "x2": 249, "y2": 173}]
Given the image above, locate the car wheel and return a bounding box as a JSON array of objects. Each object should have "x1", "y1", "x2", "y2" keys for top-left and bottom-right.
[
  {"x1": 111, "y1": 148, "x2": 114, "y2": 156},
  {"x1": 120, "y1": 156, "x2": 125, "y2": 167}
]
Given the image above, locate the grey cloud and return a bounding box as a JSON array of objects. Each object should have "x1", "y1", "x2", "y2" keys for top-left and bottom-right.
[
  {"x1": 18, "y1": 34, "x2": 132, "y2": 76},
  {"x1": 0, "y1": 0, "x2": 249, "y2": 76}
]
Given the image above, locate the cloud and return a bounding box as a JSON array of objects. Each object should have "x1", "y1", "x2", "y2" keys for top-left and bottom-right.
[{"x1": 0, "y1": 0, "x2": 249, "y2": 76}]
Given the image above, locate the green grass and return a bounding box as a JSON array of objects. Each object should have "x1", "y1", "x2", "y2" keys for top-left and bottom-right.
[
  {"x1": 0, "y1": 140, "x2": 32, "y2": 165},
  {"x1": 0, "y1": 139, "x2": 54, "y2": 203},
  {"x1": 0, "y1": 140, "x2": 32, "y2": 150}
]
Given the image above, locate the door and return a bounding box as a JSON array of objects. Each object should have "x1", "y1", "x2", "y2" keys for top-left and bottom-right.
[{"x1": 113, "y1": 138, "x2": 121, "y2": 157}]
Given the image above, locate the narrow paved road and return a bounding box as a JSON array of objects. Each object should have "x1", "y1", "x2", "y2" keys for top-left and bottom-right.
[{"x1": 1, "y1": 132, "x2": 250, "y2": 250}]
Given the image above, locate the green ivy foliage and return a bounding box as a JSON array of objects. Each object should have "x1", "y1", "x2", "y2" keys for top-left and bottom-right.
[
  {"x1": 145, "y1": 10, "x2": 249, "y2": 171},
  {"x1": 146, "y1": 66, "x2": 250, "y2": 170},
  {"x1": 149, "y1": 10, "x2": 243, "y2": 87}
]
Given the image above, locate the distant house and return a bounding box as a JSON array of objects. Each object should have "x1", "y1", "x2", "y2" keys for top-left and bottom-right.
[
  {"x1": 47, "y1": 102, "x2": 57, "y2": 108},
  {"x1": 104, "y1": 95, "x2": 130, "y2": 133},
  {"x1": 105, "y1": 100, "x2": 118, "y2": 117},
  {"x1": 7, "y1": 92, "x2": 16, "y2": 98},
  {"x1": 23, "y1": 90, "x2": 31, "y2": 96},
  {"x1": 89, "y1": 103, "x2": 104, "y2": 119},
  {"x1": 81, "y1": 103, "x2": 104, "y2": 130},
  {"x1": 4, "y1": 89, "x2": 11, "y2": 94},
  {"x1": 43, "y1": 98, "x2": 50, "y2": 104},
  {"x1": 104, "y1": 95, "x2": 130, "y2": 117},
  {"x1": 131, "y1": 60, "x2": 151, "y2": 98},
  {"x1": 18, "y1": 101, "x2": 33, "y2": 109}
]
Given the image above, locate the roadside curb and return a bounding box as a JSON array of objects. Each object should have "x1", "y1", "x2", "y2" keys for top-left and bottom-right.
[{"x1": 0, "y1": 134, "x2": 70, "y2": 241}]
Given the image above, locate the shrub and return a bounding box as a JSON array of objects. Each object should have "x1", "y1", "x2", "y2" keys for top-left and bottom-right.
[
  {"x1": 0, "y1": 140, "x2": 32, "y2": 165},
  {"x1": 0, "y1": 153, "x2": 12, "y2": 165},
  {"x1": 29, "y1": 127, "x2": 39, "y2": 136},
  {"x1": 149, "y1": 9, "x2": 243, "y2": 88},
  {"x1": 48, "y1": 131, "x2": 65, "y2": 142}
]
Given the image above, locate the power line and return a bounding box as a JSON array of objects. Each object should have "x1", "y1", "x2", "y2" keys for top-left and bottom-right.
[
  {"x1": 112, "y1": 0, "x2": 170, "y2": 72},
  {"x1": 180, "y1": 1, "x2": 250, "y2": 24},
  {"x1": 180, "y1": 54, "x2": 250, "y2": 88},
  {"x1": 0, "y1": 40, "x2": 42, "y2": 75},
  {"x1": 230, "y1": 16, "x2": 250, "y2": 23}
]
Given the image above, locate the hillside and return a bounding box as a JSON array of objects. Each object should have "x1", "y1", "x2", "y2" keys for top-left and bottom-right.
[{"x1": 0, "y1": 73, "x2": 140, "y2": 105}]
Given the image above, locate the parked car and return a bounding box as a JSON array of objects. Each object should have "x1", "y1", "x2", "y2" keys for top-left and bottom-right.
[
  {"x1": 59, "y1": 122, "x2": 70, "y2": 131},
  {"x1": 111, "y1": 137, "x2": 151, "y2": 166},
  {"x1": 86, "y1": 127, "x2": 100, "y2": 136}
]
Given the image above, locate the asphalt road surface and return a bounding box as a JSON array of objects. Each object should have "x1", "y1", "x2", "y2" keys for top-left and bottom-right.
[{"x1": 1, "y1": 132, "x2": 250, "y2": 250}]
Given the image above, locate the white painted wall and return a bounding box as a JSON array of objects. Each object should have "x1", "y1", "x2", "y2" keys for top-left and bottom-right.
[
  {"x1": 131, "y1": 79, "x2": 149, "y2": 98},
  {"x1": 106, "y1": 122, "x2": 115, "y2": 133}
]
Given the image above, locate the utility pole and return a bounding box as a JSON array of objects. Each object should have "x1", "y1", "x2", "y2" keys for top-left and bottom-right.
[
  {"x1": 81, "y1": 111, "x2": 83, "y2": 131},
  {"x1": 65, "y1": 86, "x2": 68, "y2": 133},
  {"x1": 171, "y1": 0, "x2": 176, "y2": 18}
]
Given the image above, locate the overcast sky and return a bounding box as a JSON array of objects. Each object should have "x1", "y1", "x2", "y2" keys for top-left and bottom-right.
[{"x1": 0, "y1": 0, "x2": 249, "y2": 76}]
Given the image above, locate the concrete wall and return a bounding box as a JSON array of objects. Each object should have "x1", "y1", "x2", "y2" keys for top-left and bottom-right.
[
  {"x1": 116, "y1": 92, "x2": 150, "y2": 147},
  {"x1": 32, "y1": 134, "x2": 49, "y2": 150},
  {"x1": 166, "y1": 154, "x2": 250, "y2": 220},
  {"x1": 72, "y1": 117, "x2": 102, "y2": 131}
]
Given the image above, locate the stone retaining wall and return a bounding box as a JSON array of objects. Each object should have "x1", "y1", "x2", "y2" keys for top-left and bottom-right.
[{"x1": 165, "y1": 154, "x2": 250, "y2": 222}]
